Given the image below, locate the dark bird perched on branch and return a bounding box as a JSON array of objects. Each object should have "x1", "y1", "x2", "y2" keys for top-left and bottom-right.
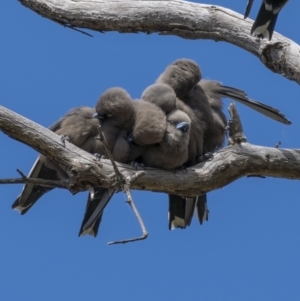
[
  {"x1": 244, "y1": 0, "x2": 289, "y2": 40},
  {"x1": 79, "y1": 88, "x2": 136, "y2": 237},
  {"x1": 141, "y1": 109, "x2": 191, "y2": 170},
  {"x1": 81, "y1": 90, "x2": 170, "y2": 237},
  {"x1": 12, "y1": 88, "x2": 136, "y2": 238},
  {"x1": 12, "y1": 107, "x2": 103, "y2": 215},
  {"x1": 141, "y1": 82, "x2": 207, "y2": 228},
  {"x1": 156, "y1": 58, "x2": 291, "y2": 230}
]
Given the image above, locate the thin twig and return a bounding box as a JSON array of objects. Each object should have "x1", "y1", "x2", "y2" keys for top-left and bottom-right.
[
  {"x1": 108, "y1": 175, "x2": 148, "y2": 245},
  {"x1": 16, "y1": 169, "x2": 26, "y2": 178},
  {"x1": 130, "y1": 171, "x2": 146, "y2": 184},
  {"x1": 53, "y1": 19, "x2": 94, "y2": 37},
  {"x1": 0, "y1": 177, "x2": 69, "y2": 189},
  {"x1": 97, "y1": 125, "x2": 123, "y2": 183},
  {"x1": 96, "y1": 124, "x2": 148, "y2": 245},
  {"x1": 108, "y1": 172, "x2": 147, "y2": 245}
]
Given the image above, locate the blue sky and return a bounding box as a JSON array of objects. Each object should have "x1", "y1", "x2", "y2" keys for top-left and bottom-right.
[{"x1": 0, "y1": 1, "x2": 299, "y2": 300}]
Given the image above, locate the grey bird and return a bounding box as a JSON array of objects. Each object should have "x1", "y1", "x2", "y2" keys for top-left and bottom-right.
[
  {"x1": 142, "y1": 83, "x2": 177, "y2": 115},
  {"x1": 142, "y1": 83, "x2": 206, "y2": 166},
  {"x1": 244, "y1": 0, "x2": 289, "y2": 40},
  {"x1": 141, "y1": 109, "x2": 191, "y2": 170},
  {"x1": 157, "y1": 59, "x2": 221, "y2": 229},
  {"x1": 141, "y1": 83, "x2": 207, "y2": 229},
  {"x1": 79, "y1": 87, "x2": 136, "y2": 237},
  {"x1": 12, "y1": 107, "x2": 103, "y2": 215},
  {"x1": 131, "y1": 99, "x2": 167, "y2": 146},
  {"x1": 80, "y1": 90, "x2": 172, "y2": 236},
  {"x1": 81, "y1": 92, "x2": 174, "y2": 237},
  {"x1": 157, "y1": 58, "x2": 291, "y2": 230}
]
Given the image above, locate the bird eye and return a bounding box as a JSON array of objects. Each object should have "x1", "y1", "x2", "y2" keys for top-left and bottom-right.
[{"x1": 168, "y1": 120, "x2": 175, "y2": 125}]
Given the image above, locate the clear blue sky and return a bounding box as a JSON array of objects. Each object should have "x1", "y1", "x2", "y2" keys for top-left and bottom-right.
[{"x1": 1, "y1": 1, "x2": 299, "y2": 300}]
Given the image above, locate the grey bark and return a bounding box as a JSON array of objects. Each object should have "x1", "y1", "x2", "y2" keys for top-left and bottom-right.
[
  {"x1": 18, "y1": 0, "x2": 300, "y2": 84},
  {"x1": 1, "y1": 105, "x2": 299, "y2": 198}
]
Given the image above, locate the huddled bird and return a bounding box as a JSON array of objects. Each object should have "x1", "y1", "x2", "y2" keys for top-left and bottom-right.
[
  {"x1": 12, "y1": 58, "x2": 291, "y2": 236},
  {"x1": 155, "y1": 58, "x2": 290, "y2": 229},
  {"x1": 244, "y1": 0, "x2": 289, "y2": 40}
]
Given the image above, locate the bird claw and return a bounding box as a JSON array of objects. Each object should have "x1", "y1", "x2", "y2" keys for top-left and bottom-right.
[
  {"x1": 131, "y1": 161, "x2": 145, "y2": 170},
  {"x1": 274, "y1": 141, "x2": 281, "y2": 148},
  {"x1": 197, "y1": 152, "x2": 214, "y2": 163},
  {"x1": 94, "y1": 153, "x2": 105, "y2": 160},
  {"x1": 247, "y1": 175, "x2": 266, "y2": 179},
  {"x1": 174, "y1": 165, "x2": 187, "y2": 173},
  {"x1": 61, "y1": 135, "x2": 70, "y2": 147}
]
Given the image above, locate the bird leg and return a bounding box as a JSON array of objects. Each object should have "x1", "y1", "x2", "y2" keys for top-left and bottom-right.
[
  {"x1": 93, "y1": 153, "x2": 106, "y2": 161},
  {"x1": 275, "y1": 141, "x2": 281, "y2": 148},
  {"x1": 174, "y1": 165, "x2": 187, "y2": 173},
  {"x1": 197, "y1": 152, "x2": 214, "y2": 163},
  {"x1": 130, "y1": 161, "x2": 145, "y2": 170},
  {"x1": 60, "y1": 135, "x2": 70, "y2": 147}
]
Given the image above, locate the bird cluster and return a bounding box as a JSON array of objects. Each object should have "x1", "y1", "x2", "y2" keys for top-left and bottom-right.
[
  {"x1": 12, "y1": 58, "x2": 291, "y2": 237},
  {"x1": 244, "y1": 0, "x2": 289, "y2": 40}
]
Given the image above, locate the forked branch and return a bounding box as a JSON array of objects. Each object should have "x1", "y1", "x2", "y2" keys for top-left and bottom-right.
[{"x1": 18, "y1": 0, "x2": 300, "y2": 84}]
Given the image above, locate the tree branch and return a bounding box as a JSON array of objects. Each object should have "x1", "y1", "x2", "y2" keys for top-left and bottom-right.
[
  {"x1": 1, "y1": 104, "x2": 300, "y2": 198},
  {"x1": 18, "y1": 0, "x2": 300, "y2": 84}
]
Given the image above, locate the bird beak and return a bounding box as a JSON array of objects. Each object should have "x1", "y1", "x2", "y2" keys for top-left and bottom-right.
[
  {"x1": 127, "y1": 133, "x2": 133, "y2": 143},
  {"x1": 176, "y1": 122, "x2": 190, "y2": 132},
  {"x1": 93, "y1": 112, "x2": 105, "y2": 120}
]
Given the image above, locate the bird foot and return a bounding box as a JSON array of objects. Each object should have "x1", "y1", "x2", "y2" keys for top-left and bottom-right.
[
  {"x1": 247, "y1": 175, "x2": 266, "y2": 179},
  {"x1": 93, "y1": 153, "x2": 106, "y2": 160},
  {"x1": 60, "y1": 135, "x2": 70, "y2": 147},
  {"x1": 130, "y1": 161, "x2": 145, "y2": 170},
  {"x1": 274, "y1": 141, "x2": 281, "y2": 148},
  {"x1": 197, "y1": 152, "x2": 214, "y2": 163},
  {"x1": 174, "y1": 165, "x2": 187, "y2": 173}
]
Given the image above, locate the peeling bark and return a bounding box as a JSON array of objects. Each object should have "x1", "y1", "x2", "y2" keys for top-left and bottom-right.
[
  {"x1": 1, "y1": 105, "x2": 299, "y2": 198},
  {"x1": 17, "y1": 0, "x2": 300, "y2": 84}
]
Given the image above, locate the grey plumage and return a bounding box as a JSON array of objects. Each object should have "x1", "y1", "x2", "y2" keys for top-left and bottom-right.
[
  {"x1": 141, "y1": 109, "x2": 191, "y2": 170},
  {"x1": 79, "y1": 87, "x2": 136, "y2": 237},
  {"x1": 131, "y1": 99, "x2": 167, "y2": 146},
  {"x1": 141, "y1": 83, "x2": 177, "y2": 115},
  {"x1": 12, "y1": 107, "x2": 102, "y2": 215},
  {"x1": 94, "y1": 87, "x2": 135, "y2": 152},
  {"x1": 159, "y1": 58, "x2": 290, "y2": 229},
  {"x1": 156, "y1": 59, "x2": 211, "y2": 229},
  {"x1": 156, "y1": 59, "x2": 201, "y2": 99},
  {"x1": 80, "y1": 88, "x2": 173, "y2": 236},
  {"x1": 141, "y1": 82, "x2": 203, "y2": 229},
  {"x1": 199, "y1": 79, "x2": 291, "y2": 125}
]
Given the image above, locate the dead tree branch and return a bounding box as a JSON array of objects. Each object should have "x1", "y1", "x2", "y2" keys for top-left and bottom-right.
[
  {"x1": 1, "y1": 104, "x2": 300, "y2": 198},
  {"x1": 18, "y1": 0, "x2": 300, "y2": 84}
]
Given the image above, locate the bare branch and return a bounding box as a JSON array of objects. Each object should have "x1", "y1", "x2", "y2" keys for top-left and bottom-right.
[
  {"x1": 108, "y1": 178, "x2": 148, "y2": 245},
  {"x1": 1, "y1": 104, "x2": 300, "y2": 199},
  {"x1": 0, "y1": 177, "x2": 68, "y2": 189},
  {"x1": 18, "y1": 0, "x2": 300, "y2": 84},
  {"x1": 97, "y1": 124, "x2": 123, "y2": 184}
]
